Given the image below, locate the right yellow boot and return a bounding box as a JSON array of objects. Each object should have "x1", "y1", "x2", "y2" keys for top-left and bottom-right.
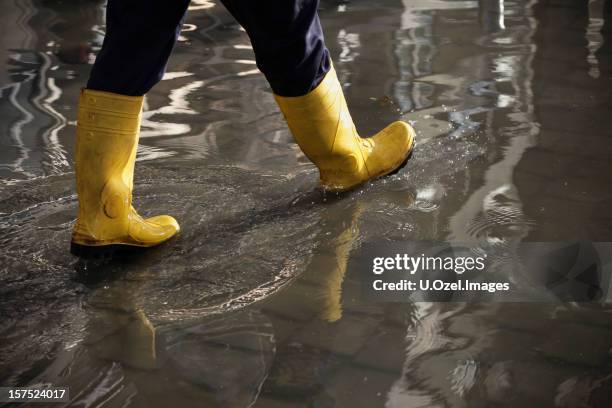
[
  {"x1": 274, "y1": 66, "x2": 415, "y2": 192},
  {"x1": 71, "y1": 89, "x2": 180, "y2": 258}
]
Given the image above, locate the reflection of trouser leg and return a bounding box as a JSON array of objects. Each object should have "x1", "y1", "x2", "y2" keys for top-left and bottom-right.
[
  {"x1": 220, "y1": 0, "x2": 331, "y2": 96},
  {"x1": 87, "y1": 0, "x2": 191, "y2": 96}
]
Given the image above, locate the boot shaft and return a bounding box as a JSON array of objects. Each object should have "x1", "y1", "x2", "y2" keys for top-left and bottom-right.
[{"x1": 74, "y1": 90, "x2": 144, "y2": 242}]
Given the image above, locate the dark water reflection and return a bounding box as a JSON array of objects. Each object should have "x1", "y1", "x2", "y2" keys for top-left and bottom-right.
[{"x1": 1, "y1": 0, "x2": 612, "y2": 406}]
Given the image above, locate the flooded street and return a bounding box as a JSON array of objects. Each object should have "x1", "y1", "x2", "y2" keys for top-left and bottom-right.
[{"x1": 2, "y1": 0, "x2": 612, "y2": 406}]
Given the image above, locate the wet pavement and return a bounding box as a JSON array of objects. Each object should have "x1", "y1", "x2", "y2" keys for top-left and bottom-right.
[{"x1": 1, "y1": 0, "x2": 612, "y2": 406}]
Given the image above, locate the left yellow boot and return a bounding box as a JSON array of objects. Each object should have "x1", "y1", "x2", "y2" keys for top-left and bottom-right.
[
  {"x1": 274, "y1": 66, "x2": 415, "y2": 192},
  {"x1": 71, "y1": 89, "x2": 179, "y2": 258}
]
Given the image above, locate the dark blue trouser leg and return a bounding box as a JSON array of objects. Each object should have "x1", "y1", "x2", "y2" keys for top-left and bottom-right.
[
  {"x1": 87, "y1": 0, "x2": 330, "y2": 97},
  {"x1": 87, "y1": 0, "x2": 191, "y2": 96},
  {"x1": 219, "y1": 0, "x2": 331, "y2": 96}
]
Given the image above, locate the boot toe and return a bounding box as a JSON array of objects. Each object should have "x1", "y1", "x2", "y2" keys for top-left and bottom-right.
[
  {"x1": 125, "y1": 214, "x2": 180, "y2": 246},
  {"x1": 144, "y1": 215, "x2": 181, "y2": 242},
  {"x1": 146, "y1": 214, "x2": 180, "y2": 233},
  {"x1": 383, "y1": 120, "x2": 415, "y2": 155},
  {"x1": 367, "y1": 120, "x2": 415, "y2": 176}
]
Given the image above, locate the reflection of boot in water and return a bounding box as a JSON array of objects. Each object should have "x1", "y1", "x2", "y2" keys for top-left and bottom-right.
[
  {"x1": 87, "y1": 309, "x2": 157, "y2": 370},
  {"x1": 263, "y1": 200, "x2": 364, "y2": 323},
  {"x1": 260, "y1": 201, "x2": 364, "y2": 399},
  {"x1": 311, "y1": 202, "x2": 364, "y2": 323},
  {"x1": 81, "y1": 262, "x2": 159, "y2": 370},
  {"x1": 275, "y1": 65, "x2": 415, "y2": 192},
  {"x1": 71, "y1": 90, "x2": 180, "y2": 258}
]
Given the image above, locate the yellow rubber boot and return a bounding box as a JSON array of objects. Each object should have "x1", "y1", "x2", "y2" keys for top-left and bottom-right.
[
  {"x1": 274, "y1": 66, "x2": 415, "y2": 192},
  {"x1": 71, "y1": 89, "x2": 179, "y2": 258}
]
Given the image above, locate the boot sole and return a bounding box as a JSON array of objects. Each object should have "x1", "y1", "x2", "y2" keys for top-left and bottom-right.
[{"x1": 70, "y1": 241, "x2": 149, "y2": 259}]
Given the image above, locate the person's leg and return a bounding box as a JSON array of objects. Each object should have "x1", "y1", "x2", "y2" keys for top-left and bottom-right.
[
  {"x1": 87, "y1": 0, "x2": 191, "y2": 96},
  {"x1": 220, "y1": 0, "x2": 330, "y2": 97},
  {"x1": 221, "y1": 0, "x2": 415, "y2": 192},
  {"x1": 72, "y1": 0, "x2": 188, "y2": 257}
]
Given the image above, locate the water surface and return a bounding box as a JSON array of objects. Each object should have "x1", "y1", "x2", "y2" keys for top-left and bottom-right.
[{"x1": 1, "y1": 0, "x2": 612, "y2": 406}]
